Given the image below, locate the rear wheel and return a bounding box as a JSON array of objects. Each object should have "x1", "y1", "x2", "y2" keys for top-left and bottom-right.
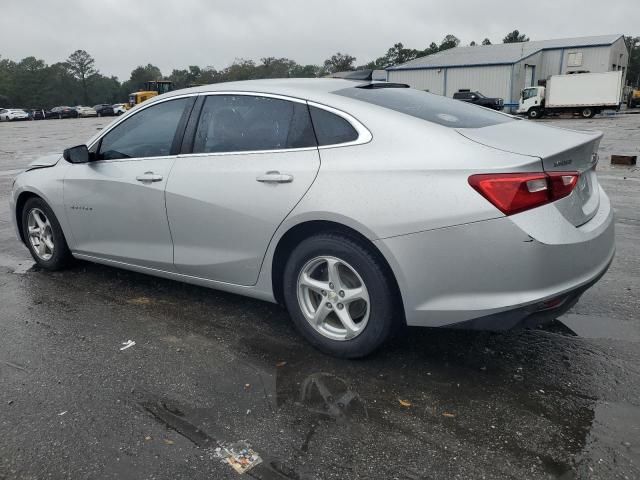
[
  {"x1": 580, "y1": 107, "x2": 595, "y2": 118},
  {"x1": 527, "y1": 107, "x2": 541, "y2": 119},
  {"x1": 283, "y1": 233, "x2": 399, "y2": 358},
  {"x1": 21, "y1": 197, "x2": 73, "y2": 270}
]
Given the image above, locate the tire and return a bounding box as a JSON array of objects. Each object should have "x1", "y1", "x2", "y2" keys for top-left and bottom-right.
[
  {"x1": 580, "y1": 107, "x2": 595, "y2": 118},
  {"x1": 527, "y1": 108, "x2": 541, "y2": 119},
  {"x1": 21, "y1": 197, "x2": 73, "y2": 271},
  {"x1": 282, "y1": 232, "x2": 399, "y2": 358}
]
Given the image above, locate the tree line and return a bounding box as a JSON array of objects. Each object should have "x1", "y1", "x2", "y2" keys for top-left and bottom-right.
[{"x1": 1, "y1": 30, "x2": 638, "y2": 109}]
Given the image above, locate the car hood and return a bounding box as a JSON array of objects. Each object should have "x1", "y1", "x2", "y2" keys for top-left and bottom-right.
[{"x1": 27, "y1": 153, "x2": 62, "y2": 170}]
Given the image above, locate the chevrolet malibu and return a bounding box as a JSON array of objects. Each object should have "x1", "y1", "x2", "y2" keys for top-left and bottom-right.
[{"x1": 10, "y1": 79, "x2": 615, "y2": 358}]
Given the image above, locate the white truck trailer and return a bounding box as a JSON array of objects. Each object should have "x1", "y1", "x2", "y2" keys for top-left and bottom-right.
[{"x1": 517, "y1": 70, "x2": 623, "y2": 119}]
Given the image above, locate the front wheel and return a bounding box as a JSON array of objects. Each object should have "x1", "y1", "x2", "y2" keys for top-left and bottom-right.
[
  {"x1": 527, "y1": 107, "x2": 541, "y2": 119},
  {"x1": 283, "y1": 233, "x2": 399, "y2": 358},
  {"x1": 21, "y1": 197, "x2": 73, "y2": 270}
]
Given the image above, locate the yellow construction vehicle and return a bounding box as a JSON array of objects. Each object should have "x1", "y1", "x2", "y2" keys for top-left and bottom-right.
[
  {"x1": 128, "y1": 80, "x2": 173, "y2": 107},
  {"x1": 628, "y1": 88, "x2": 640, "y2": 109}
]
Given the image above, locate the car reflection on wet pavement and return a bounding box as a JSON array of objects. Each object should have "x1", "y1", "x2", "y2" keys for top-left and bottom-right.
[{"x1": 0, "y1": 117, "x2": 639, "y2": 479}]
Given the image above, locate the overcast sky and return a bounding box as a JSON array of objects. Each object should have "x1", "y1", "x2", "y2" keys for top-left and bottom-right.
[{"x1": 2, "y1": 0, "x2": 637, "y2": 80}]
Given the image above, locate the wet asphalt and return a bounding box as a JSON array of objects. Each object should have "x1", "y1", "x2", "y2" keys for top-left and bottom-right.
[{"x1": 0, "y1": 114, "x2": 639, "y2": 480}]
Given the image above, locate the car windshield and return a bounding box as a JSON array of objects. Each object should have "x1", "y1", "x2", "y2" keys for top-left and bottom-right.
[
  {"x1": 334, "y1": 86, "x2": 514, "y2": 128},
  {"x1": 474, "y1": 92, "x2": 486, "y2": 98}
]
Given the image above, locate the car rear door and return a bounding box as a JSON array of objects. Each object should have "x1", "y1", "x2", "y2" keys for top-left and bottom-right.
[
  {"x1": 63, "y1": 96, "x2": 195, "y2": 270},
  {"x1": 165, "y1": 93, "x2": 321, "y2": 286}
]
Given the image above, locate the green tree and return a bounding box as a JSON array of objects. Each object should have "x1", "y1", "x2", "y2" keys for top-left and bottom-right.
[
  {"x1": 373, "y1": 43, "x2": 421, "y2": 68},
  {"x1": 66, "y1": 50, "x2": 97, "y2": 104},
  {"x1": 290, "y1": 64, "x2": 320, "y2": 78},
  {"x1": 439, "y1": 34, "x2": 460, "y2": 51},
  {"x1": 482, "y1": 38, "x2": 492, "y2": 45},
  {"x1": 321, "y1": 52, "x2": 356, "y2": 75},
  {"x1": 503, "y1": 30, "x2": 529, "y2": 43},
  {"x1": 470, "y1": 41, "x2": 477, "y2": 46},
  {"x1": 128, "y1": 64, "x2": 163, "y2": 91},
  {"x1": 624, "y1": 35, "x2": 640, "y2": 86}
]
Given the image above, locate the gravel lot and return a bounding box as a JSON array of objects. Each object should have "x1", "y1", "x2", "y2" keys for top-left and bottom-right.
[{"x1": 0, "y1": 114, "x2": 639, "y2": 479}]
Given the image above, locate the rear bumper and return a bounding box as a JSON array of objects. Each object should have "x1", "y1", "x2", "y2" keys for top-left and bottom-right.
[{"x1": 376, "y1": 190, "x2": 615, "y2": 329}]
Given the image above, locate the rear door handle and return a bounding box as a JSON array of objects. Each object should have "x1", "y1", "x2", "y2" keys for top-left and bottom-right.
[
  {"x1": 256, "y1": 171, "x2": 294, "y2": 184},
  {"x1": 136, "y1": 171, "x2": 163, "y2": 183}
]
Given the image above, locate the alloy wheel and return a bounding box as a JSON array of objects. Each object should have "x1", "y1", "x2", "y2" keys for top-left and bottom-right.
[
  {"x1": 297, "y1": 256, "x2": 370, "y2": 341},
  {"x1": 27, "y1": 208, "x2": 55, "y2": 261}
]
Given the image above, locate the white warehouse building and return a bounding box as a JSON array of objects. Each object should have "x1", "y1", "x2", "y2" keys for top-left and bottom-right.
[{"x1": 386, "y1": 34, "x2": 628, "y2": 107}]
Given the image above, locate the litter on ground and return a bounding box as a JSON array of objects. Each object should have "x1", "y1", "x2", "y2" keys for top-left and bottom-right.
[
  {"x1": 214, "y1": 440, "x2": 262, "y2": 474},
  {"x1": 120, "y1": 340, "x2": 136, "y2": 351}
]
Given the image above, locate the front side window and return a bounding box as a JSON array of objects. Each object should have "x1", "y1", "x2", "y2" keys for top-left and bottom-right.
[
  {"x1": 334, "y1": 87, "x2": 514, "y2": 129},
  {"x1": 522, "y1": 88, "x2": 538, "y2": 101},
  {"x1": 97, "y1": 98, "x2": 190, "y2": 160},
  {"x1": 192, "y1": 95, "x2": 316, "y2": 154}
]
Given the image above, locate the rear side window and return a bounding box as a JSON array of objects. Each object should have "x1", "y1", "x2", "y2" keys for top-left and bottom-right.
[
  {"x1": 98, "y1": 97, "x2": 190, "y2": 160},
  {"x1": 308, "y1": 106, "x2": 359, "y2": 146},
  {"x1": 192, "y1": 95, "x2": 316, "y2": 153},
  {"x1": 334, "y1": 87, "x2": 514, "y2": 128}
]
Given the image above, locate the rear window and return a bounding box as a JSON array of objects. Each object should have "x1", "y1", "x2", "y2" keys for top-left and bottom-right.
[{"x1": 334, "y1": 87, "x2": 514, "y2": 128}]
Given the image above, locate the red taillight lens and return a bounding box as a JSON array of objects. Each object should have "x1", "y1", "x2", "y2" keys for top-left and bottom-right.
[{"x1": 468, "y1": 171, "x2": 579, "y2": 215}]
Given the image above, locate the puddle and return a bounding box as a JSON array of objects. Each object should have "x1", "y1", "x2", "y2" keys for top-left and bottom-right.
[
  {"x1": 573, "y1": 401, "x2": 640, "y2": 477},
  {"x1": 558, "y1": 313, "x2": 640, "y2": 343}
]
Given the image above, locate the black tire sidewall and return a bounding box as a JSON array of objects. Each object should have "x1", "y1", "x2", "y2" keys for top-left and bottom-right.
[
  {"x1": 21, "y1": 198, "x2": 72, "y2": 270},
  {"x1": 282, "y1": 234, "x2": 396, "y2": 358},
  {"x1": 528, "y1": 108, "x2": 539, "y2": 119},
  {"x1": 581, "y1": 108, "x2": 593, "y2": 118}
]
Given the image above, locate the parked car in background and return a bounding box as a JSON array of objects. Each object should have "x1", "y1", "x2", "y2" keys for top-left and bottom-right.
[
  {"x1": 28, "y1": 109, "x2": 47, "y2": 120},
  {"x1": 9, "y1": 79, "x2": 615, "y2": 358},
  {"x1": 93, "y1": 104, "x2": 115, "y2": 117},
  {"x1": 112, "y1": 103, "x2": 128, "y2": 115},
  {"x1": 50, "y1": 106, "x2": 79, "y2": 119},
  {"x1": 0, "y1": 108, "x2": 30, "y2": 121},
  {"x1": 75, "y1": 106, "x2": 98, "y2": 118},
  {"x1": 453, "y1": 90, "x2": 504, "y2": 110}
]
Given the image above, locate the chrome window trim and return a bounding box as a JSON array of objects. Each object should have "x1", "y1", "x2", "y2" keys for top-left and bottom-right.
[
  {"x1": 77, "y1": 154, "x2": 179, "y2": 165},
  {"x1": 178, "y1": 147, "x2": 319, "y2": 159},
  {"x1": 88, "y1": 90, "x2": 373, "y2": 158}
]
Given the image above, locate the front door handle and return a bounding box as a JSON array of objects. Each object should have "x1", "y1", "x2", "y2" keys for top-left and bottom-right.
[
  {"x1": 136, "y1": 171, "x2": 163, "y2": 183},
  {"x1": 256, "y1": 171, "x2": 294, "y2": 184}
]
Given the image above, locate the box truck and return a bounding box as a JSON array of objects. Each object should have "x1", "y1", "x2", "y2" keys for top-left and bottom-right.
[{"x1": 517, "y1": 71, "x2": 623, "y2": 119}]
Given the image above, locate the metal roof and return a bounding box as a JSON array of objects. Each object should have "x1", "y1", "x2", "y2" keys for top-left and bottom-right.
[{"x1": 388, "y1": 34, "x2": 624, "y2": 71}]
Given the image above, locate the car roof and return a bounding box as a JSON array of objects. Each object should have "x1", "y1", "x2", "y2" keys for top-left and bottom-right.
[{"x1": 159, "y1": 78, "x2": 370, "y2": 104}]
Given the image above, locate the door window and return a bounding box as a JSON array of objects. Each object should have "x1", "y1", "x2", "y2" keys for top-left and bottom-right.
[
  {"x1": 97, "y1": 97, "x2": 190, "y2": 160},
  {"x1": 192, "y1": 95, "x2": 317, "y2": 153}
]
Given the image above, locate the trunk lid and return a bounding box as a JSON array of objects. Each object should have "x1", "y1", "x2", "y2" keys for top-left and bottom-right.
[{"x1": 457, "y1": 120, "x2": 601, "y2": 226}]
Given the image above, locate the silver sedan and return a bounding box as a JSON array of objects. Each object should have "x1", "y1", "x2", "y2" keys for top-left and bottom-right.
[{"x1": 9, "y1": 78, "x2": 615, "y2": 357}]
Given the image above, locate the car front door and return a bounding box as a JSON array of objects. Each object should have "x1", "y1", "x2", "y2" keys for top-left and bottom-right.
[
  {"x1": 165, "y1": 93, "x2": 321, "y2": 286},
  {"x1": 63, "y1": 96, "x2": 194, "y2": 270}
]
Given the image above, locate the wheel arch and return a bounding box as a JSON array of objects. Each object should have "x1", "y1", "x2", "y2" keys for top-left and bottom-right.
[
  {"x1": 270, "y1": 219, "x2": 405, "y2": 323},
  {"x1": 14, "y1": 190, "x2": 43, "y2": 244}
]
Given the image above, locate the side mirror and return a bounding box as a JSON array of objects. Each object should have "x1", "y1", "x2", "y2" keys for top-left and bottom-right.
[{"x1": 63, "y1": 144, "x2": 90, "y2": 164}]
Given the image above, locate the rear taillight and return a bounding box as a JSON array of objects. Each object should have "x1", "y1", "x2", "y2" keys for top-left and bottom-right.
[{"x1": 468, "y1": 172, "x2": 579, "y2": 215}]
